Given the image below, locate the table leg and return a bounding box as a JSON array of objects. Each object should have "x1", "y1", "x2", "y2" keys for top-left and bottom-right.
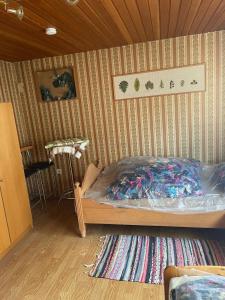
[{"x1": 58, "y1": 154, "x2": 75, "y2": 205}]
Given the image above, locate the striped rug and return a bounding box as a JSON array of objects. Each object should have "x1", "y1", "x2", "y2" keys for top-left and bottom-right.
[{"x1": 89, "y1": 235, "x2": 225, "y2": 284}]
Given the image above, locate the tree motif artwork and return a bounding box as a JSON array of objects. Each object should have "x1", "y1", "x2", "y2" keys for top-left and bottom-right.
[
  {"x1": 170, "y1": 80, "x2": 175, "y2": 89},
  {"x1": 145, "y1": 81, "x2": 154, "y2": 90},
  {"x1": 180, "y1": 80, "x2": 185, "y2": 87},
  {"x1": 119, "y1": 81, "x2": 128, "y2": 93},
  {"x1": 190, "y1": 80, "x2": 198, "y2": 85},
  {"x1": 36, "y1": 67, "x2": 77, "y2": 102},
  {"x1": 160, "y1": 80, "x2": 164, "y2": 88}
]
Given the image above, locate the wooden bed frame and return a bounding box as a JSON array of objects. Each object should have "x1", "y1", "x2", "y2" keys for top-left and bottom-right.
[{"x1": 74, "y1": 162, "x2": 225, "y2": 237}]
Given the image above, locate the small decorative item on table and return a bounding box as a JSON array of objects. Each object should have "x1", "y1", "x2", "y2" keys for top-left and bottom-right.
[{"x1": 45, "y1": 137, "x2": 89, "y2": 203}]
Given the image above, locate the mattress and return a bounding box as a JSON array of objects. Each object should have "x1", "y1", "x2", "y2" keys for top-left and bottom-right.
[{"x1": 84, "y1": 156, "x2": 225, "y2": 214}]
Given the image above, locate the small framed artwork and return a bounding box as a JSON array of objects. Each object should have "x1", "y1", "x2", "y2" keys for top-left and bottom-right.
[{"x1": 35, "y1": 67, "x2": 77, "y2": 102}]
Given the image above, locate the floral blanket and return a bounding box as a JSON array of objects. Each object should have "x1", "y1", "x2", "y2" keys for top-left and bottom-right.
[
  {"x1": 170, "y1": 275, "x2": 225, "y2": 300},
  {"x1": 107, "y1": 158, "x2": 203, "y2": 200}
]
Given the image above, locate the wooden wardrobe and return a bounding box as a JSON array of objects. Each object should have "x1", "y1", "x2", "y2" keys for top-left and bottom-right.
[{"x1": 0, "y1": 103, "x2": 32, "y2": 259}]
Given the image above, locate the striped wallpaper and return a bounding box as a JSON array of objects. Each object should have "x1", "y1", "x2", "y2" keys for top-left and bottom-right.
[
  {"x1": 0, "y1": 61, "x2": 28, "y2": 146},
  {"x1": 1, "y1": 31, "x2": 225, "y2": 191}
]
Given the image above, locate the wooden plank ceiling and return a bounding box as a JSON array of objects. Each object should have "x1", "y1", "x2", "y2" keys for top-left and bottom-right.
[{"x1": 1, "y1": 0, "x2": 225, "y2": 61}]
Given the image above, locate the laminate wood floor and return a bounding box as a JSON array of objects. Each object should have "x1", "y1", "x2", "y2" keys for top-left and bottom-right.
[{"x1": 0, "y1": 200, "x2": 224, "y2": 300}]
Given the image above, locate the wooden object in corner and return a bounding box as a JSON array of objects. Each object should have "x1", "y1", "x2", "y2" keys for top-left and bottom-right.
[
  {"x1": 0, "y1": 103, "x2": 32, "y2": 259},
  {"x1": 0, "y1": 181, "x2": 11, "y2": 255}
]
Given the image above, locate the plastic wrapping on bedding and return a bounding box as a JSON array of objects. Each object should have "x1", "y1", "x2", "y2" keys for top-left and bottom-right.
[
  {"x1": 208, "y1": 163, "x2": 225, "y2": 192},
  {"x1": 169, "y1": 275, "x2": 225, "y2": 300},
  {"x1": 107, "y1": 157, "x2": 203, "y2": 200},
  {"x1": 84, "y1": 156, "x2": 225, "y2": 213}
]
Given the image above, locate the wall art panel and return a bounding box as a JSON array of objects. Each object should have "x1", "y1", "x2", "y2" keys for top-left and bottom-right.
[{"x1": 113, "y1": 64, "x2": 205, "y2": 100}]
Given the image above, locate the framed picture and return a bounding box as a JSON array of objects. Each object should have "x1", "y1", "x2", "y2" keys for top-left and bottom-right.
[
  {"x1": 112, "y1": 64, "x2": 205, "y2": 100},
  {"x1": 35, "y1": 67, "x2": 77, "y2": 102}
]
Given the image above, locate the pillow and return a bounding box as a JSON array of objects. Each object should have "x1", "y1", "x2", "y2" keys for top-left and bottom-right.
[{"x1": 107, "y1": 158, "x2": 203, "y2": 200}]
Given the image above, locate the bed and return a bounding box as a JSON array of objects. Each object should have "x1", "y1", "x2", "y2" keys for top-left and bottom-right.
[{"x1": 74, "y1": 157, "x2": 225, "y2": 237}]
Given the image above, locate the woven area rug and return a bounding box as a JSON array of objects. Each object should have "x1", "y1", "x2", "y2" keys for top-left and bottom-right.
[{"x1": 89, "y1": 235, "x2": 225, "y2": 284}]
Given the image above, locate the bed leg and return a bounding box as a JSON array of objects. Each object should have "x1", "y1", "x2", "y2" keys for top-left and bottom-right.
[
  {"x1": 80, "y1": 226, "x2": 86, "y2": 238},
  {"x1": 74, "y1": 182, "x2": 86, "y2": 238}
]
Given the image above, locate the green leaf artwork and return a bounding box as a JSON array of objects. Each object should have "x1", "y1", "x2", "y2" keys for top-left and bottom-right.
[
  {"x1": 119, "y1": 80, "x2": 128, "y2": 93},
  {"x1": 190, "y1": 80, "x2": 198, "y2": 85},
  {"x1": 160, "y1": 80, "x2": 164, "y2": 88},
  {"x1": 180, "y1": 80, "x2": 185, "y2": 87},
  {"x1": 134, "y1": 78, "x2": 140, "y2": 91},
  {"x1": 145, "y1": 80, "x2": 154, "y2": 90},
  {"x1": 170, "y1": 80, "x2": 175, "y2": 89}
]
